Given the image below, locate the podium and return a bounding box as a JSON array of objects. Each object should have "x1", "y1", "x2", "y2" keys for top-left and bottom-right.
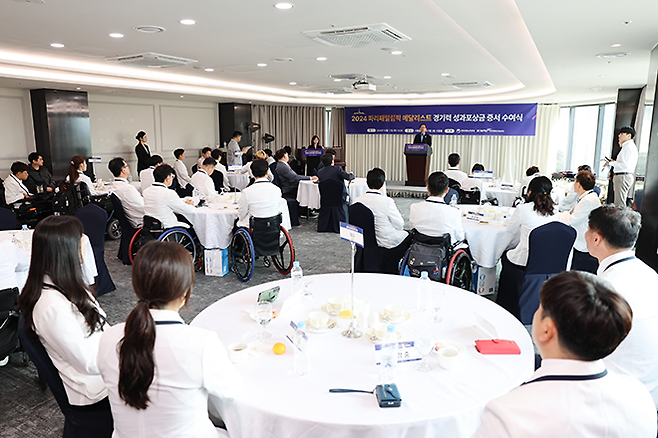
[{"x1": 404, "y1": 143, "x2": 433, "y2": 187}]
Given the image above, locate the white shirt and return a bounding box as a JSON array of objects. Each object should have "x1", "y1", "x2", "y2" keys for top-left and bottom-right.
[
  {"x1": 444, "y1": 167, "x2": 468, "y2": 184},
  {"x1": 409, "y1": 196, "x2": 465, "y2": 243},
  {"x1": 460, "y1": 176, "x2": 483, "y2": 192},
  {"x1": 266, "y1": 156, "x2": 275, "y2": 166},
  {"x1": 239, "y1": 161, "x2": 273, "y2": 182},
  {"x1": 98, "y1": 309, "x2": 241, "y2": 438},
  {"x1": 66, "y1": 171, "x2": 98, "y2": 196},
  {"x1": 506, "y1": 202, "x2": 558, "y2": 266},
  {"x1": 611, "y1": 139, "x2": 639, "y2": 174},
  {"x1": 139, "y1": 167, "x2": 155, "y2": 189},
  {"x1": 143, "y1": 183, "x2": 196, "y2": 229},
  {"x1": 472, "y1": 359, "x2": 657, "y2": 438},
  {"x1": 557, "y1": 190, "x2": 600, "y2": 252},
  {"x1": 111, "y1": 178, "x2": 144, "y2": 229},
  {"x1": 237, "y1": 179, "x2": 282, "y2": 228},
  {"x1": 3, "y1": 173, "x2": 32, "y2": 204},
  {"x1": 0, "y1": 240, "x2": 29, "y2": 290},
  {"x1": 190, "y1": 169, "x2": 216, "y2": 197},
  {"x1": 559, "y1": 183, "x2": 579, "y2": 212},
  {"x1": 174, "y1": 159, "x2": 192, "y2": 187},
  {"x1": 32, "y1": 277, "x2": 108, "y2": 406},
  {"x1": 354, "y1": 190, "x2": 408, "y2": 249},
  {"x1": 227, "y1": 139, "x2": 242, "y2": 166},
  {"x1": 599, "y1": 250, "x2": 658, "y2": 409}
]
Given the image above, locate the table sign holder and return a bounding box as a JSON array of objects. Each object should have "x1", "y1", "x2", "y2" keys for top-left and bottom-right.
[{"x1": 339, "y1": 222, "x2": 364, "y2": 339}]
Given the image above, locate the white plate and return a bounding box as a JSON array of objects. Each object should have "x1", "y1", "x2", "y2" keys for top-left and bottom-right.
[
  {"x1": 366, "y1": 329, "x2": 402, "y2": 344},
  {"x1": 379, "y1": 311, "x2": 411, "y2": 324},
  {"x1": 306, "y1": 319, "x2": 337, "y2": 334},
  {"x1": 434, "y1": 339, "x2": 466, "y2": 355}
]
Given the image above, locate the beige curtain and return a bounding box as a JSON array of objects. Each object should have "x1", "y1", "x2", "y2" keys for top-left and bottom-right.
[
  {"x1": 329, "y1": 107, "x2": 346, "y2": 148},
  {"x1": 251, "y1": 105, "x2": 325, "y2": 154},
  {"x1": 345, "y1": 104, "x2": 560, "y2": 181}
]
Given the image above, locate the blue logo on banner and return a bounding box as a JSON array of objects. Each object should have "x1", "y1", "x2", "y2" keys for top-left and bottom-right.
[{"x1": 345, "y1": 104, "x2": 537, "y2": 136}]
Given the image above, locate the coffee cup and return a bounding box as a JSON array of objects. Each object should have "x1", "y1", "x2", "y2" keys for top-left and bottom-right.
[
  {"x1": 308, "y1": 311, "x2": 329, "y2": 329},
  {"x1": 327, "y1": 297, "x2": 346, "y2": 312},
  {"x1": 373, "y1": 322, "x2": 389, "y2": 339},
  {"x1": 437, "y1": 346, "x2": 460, "y2": 370},
  {"x1": 385, "y1": 304, "x2": 404, "y2": 320},
  {"x1": 227, "y1": 342, "x2": 249, "y2": 363}
]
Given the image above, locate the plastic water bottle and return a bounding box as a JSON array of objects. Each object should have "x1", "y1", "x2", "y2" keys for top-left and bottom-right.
[
  {"x1": 291, "y1": 261, "x2": 303, "y2": 296},
  {"x1": 380, "y1": 325, "x2": 398, "y2": 381},
  {"x1": 192, "y1": 188, "x2": 200, "y2": 204},
  {"x1": 417, "y1": 271, "x2": 431, "y2": 312},
  {"x1": 294, "y1": 321, "x2": 311, "y2": 376},
  {"x1": 21, "y1": 224, "x2": 31, "y2": 250},
  {"x1": 449, "y1": 194, "x2": 458, "y2": 207}
]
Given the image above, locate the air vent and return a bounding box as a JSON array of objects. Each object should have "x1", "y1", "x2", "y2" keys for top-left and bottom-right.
[
  {"x1": 133, "y1": 26, "x2": 166, "y2": 33},
  {"x1": 448, "y1": 81, "x2": 493, "y2": 89},
  {"x1": 106, "y1": 52, "x2": 197, "y2": 68},
  {"x1": 303, "y1": 23, "x2": 411, "y2": 48}
]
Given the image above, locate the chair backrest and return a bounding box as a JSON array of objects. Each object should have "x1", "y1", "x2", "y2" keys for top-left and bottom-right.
[
  {"x1": 143, "y1": 215, "x2": 164, "y2": 233},
  {"x1": 250, "y1": 214, "x2": 282, "y2": 256},
  {"x1": 210, "y1": 170, "x2": 224, "y2": 192},
  {"x1": 318, "y1": 179, "x2": 344, "y2": 207},
  {"x1": 0, "y1": 207, "x2": 17, "y2": 231},
  {"x1": 593, "y1": 185, "x2": 601, "y2": 196},
  {"x1": 447, "y1": 178, "x2": 461, "y2": 190},
  {"x1": 445, "y1": 187, "x2": 459, "y2": 205},
  {"x1": 525, "y1": 221, "x2": 576, "y2": 275},
  {"x1": 75, "y1": 204, "x2": 108, "y2": 249},
  {"x1": 348, "y1": 203, "x2": 378, "y2": 249},
  {"x1": 0, "y1": 177, "x2": 6, "y2": 208},
  {"x1": 110, "y1": 194, "x2": 134, "y2": 233},
  {"x1": 457, "y1": 187, "x2": 481, "y2": 205}
]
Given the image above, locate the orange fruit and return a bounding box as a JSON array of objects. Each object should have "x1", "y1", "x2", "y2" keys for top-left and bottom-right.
[{"x1": 273, "y1": 342, "x2": 286, "y2": 355}]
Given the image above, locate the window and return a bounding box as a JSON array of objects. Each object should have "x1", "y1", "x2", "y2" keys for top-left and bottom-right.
[{"x1": 637, "y1": 105, "x2": 653, "y2": 176}]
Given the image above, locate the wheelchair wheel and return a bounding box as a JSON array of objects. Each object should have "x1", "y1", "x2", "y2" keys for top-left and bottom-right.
[
  {"x1": 106, "y1": 217, "x2": 122, "y2": 240},
  {"x1": 445, "y1": 249, "x2": 472, "y2": 291},
  {"x1": 129, "y1": 228, "x2": 155, "y2": 264},
  {"x1": 272, "y1": 226, "x2": 295, "y2": 275},
  {"x1": 230, "y1": 228, "x2": 254, "y2": 282},
  {"x1": 158, "y1": 228, "x2": 197, "y2": 262}
]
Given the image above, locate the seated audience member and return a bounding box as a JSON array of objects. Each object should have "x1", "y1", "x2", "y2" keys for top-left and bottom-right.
[
  {"x1": 211, "y1": 149, "x2": 230, "y2": 191},
  {"x1": 237, "y1": 159, "x2": 282, "y2": 228},
  {"x1": 284, "y1": 146, "x2": 302, "y2": 175},
  {"x1": 315, "y1": 148, "x2": 337, "y2": 172},
  {"x1": 559, "y1": 164, "x2": 597, "y2": 211},
  {"x1": 25, "y1": 152, "x2": 55, "y2": 193},
  {"x1": 240, "y1": 150, "x2": 273, "y2": 183},
  {"x1": 558, "y1": 170, "x2": 600, "y2": 273},
  {"x1": 190, "y1": 158, "x2": 217, "y2": 197},
  {"x1": 317, "y1": 153, "x2": 355, "y2": 204},
  {"x1": 472, "y1": 271, "x2": 657, "y2": 438},
  {"x1": 139, "y1": 154, "x2": 163, "y2": 189},
  {"x1": 4, "y1": 161, "x2": 33, "y2": 204},
  {"x1": 586, "y1": 206, "x2": 658, "y2": 409},
  {"x1": 143, "y1": 164, "x2": 196, "y2": 229},
  {"x1": 444, "y1": 153, "x2": 468, "y2": 184},
  {"x1": 521, "y1": 165, "x2": 541, "y2": 190},
  {"x1": 197, "y1": 146, "x2": 212, "y2": 170},
  {"x1": 0, "y1": 239, "x2": 29, "y2": 290},
  {"x1": 18, "y1": 216, "x2": 113, "y2": 436},
  {"x1": 354, "y1": 168, "x2": 412, "y2": 273},
  {"x1": 173, "y1": 148, "x2": 192, "y2": 191},
  {"x1": 460, "y1": 163, "x2": 485, "y2": 192},
  {"x1": 409, "y1": 171, "x2": 464, "y2": 243},
  {"x1": 275, "y1": 148, "x2": 316, "y2": 199},
  {"x1": 67, "y1": 155, "x2": 98, "y2": 195},
  {"x1": 263, "y1": 148, "x2": 275, "y2": 166},
  {"x1": 98, "y1": 241, "x2": 241, "y2": 438},
  {"x1": 109, "y1": 157, "x2": 144, "y2": 229}
]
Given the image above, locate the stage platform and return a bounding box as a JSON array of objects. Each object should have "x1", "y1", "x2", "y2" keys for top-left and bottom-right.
[{"x1": 385, "y1": 181, "x2": 428, "y2": 199}]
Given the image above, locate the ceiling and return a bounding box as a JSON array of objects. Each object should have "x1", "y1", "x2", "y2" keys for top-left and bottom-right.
[{"x1": 0, "y1": 0, "x2": 657, "y2": 106}]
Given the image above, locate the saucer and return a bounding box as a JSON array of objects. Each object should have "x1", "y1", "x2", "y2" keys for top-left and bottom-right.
[
  {"x1": 321, "y1": 303, "x2": 340, "y2": 316},
  {"x1": 379, "y1": 311, "x2": 411, "y2": 324},
  {"x1": 434, "y1": 339, "x2": 466, "y2": 355},
  {"x1": 366, "y1": 329, "x2": 402, "y2": 344},
  {"x1": 306, "y1": 319, "x2": 337, "y2": 334}
]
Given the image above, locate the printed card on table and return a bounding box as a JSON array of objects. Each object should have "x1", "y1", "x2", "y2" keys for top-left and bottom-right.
[{"x1": 340, "y1": 222, "x2": 364, "y2": 248}]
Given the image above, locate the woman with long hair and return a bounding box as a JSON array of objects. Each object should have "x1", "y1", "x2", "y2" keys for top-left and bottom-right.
[
  {"x1": 98, "y1": 241, "x2": 241, "y2": 437},
  {"x1": 18, "y1": 215, "x2": 112, "y2": 436},
  {"x1": 306, "y1": 135, "x2": 323, "y2": 176},
  {"x1": 67, "y1": 155, "x2": 99, "y2": 195},
  {"x1": 135, "y1": 130, "x2": 151, "y2": 174}
]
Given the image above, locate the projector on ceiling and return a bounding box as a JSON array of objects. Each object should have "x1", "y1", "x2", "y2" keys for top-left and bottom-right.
[{"x1": 353, "y1": 80, "x2": 376, "y2": 91}]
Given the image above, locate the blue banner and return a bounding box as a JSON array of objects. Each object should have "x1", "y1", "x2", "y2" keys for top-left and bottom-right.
[{"x1": 345, "y1": 104, "x2": 537, "y2": 136}]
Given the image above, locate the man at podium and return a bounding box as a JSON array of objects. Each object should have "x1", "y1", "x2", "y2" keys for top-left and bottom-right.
[{"x1": 413, "y1": 123, "x2": 431, "y2": 146}]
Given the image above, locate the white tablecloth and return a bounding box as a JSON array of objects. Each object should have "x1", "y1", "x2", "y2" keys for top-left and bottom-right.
[
  {"x1": 95, "y1": 181, "x2": 142, "y2": 195},
  {"x1": 227, "y1": 173, "x2": 250, "y2": 191},
  {"x1": 0, "y1": 230, "x2": 97, "y2": 289},
  {"x1": 191, "y1": 273, "x2": 534, "y2": 438},
  {"x1": 347, "y1": 178, "x2": 386, "y2": 205},
  {"x1": 297, "y1": 178, "x2": 384, "y2": 208},
  {"x1": 189, "y1": 196, "x2": 291, "y2": 249},
  {"x1": 481, "y1": 186, "x2": 519, "y2": 207},
  {"x1": 459, "y1": 206, "x2": 519, "y2": 268}
]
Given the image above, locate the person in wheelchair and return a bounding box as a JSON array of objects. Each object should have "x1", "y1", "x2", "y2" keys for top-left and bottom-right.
[
  {"x1": 237, "y1": 159, "x2": 281, "y2": 228},
  {"x1": 409, "y1": 171, "x2": 465, "y2": 244},
  {"x1": 67, "y1": 156, "x2": 98, "y2": 196},
  {"x1": 4, "y1": 161, "x2": 33, "y2": 204},
  {"x1": 190, "y1": 157, "x2": 217, "y2": 197},
  {"x1": 143, "y1": 164, "x2": 197, "y2": 230}
]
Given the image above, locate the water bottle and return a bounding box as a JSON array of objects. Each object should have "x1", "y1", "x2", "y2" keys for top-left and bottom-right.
[
  {"x1": 449, "y1": 194, "x2": 458, "y2": 207},
  {"x1": 291, "y1": 261, "x2": 303, "y2": 296},
  {"x1": 417, "y1": 271, "x2": 431, "y2": 312},
  {"x1": 21, "y1": 224, "x2": 31, "y2": 250},
  {"x1": 294, "y1": 321, "x2": 311, "y2": 376},
  {"x1": 192, "y1": 188, "x2": 200, "y2": 204},
  {"x1": 380, "y1": 325, "x2": 398, "y2": 381}
]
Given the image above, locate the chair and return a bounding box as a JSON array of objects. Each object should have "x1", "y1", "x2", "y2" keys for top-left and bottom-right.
[
  {"x1": 447, "y1": 178, "x2": 461, "y2": 190},
  {"x1": 317, "y1": 179, "x2": 347, "y2": 233},
  {"x1": 456, "y1": 187, "x2": 481, "y2": 205},
  {"x1": 348, "y1": 203, "x2": 401, "y2": 274},
  {"x1": 0, "y1": 287, "x2": 19, "y2": 361},
  {"x1": 0, "y1": 207, "x2": 17, "y2": 230},
  {"x1": 517, "y1": 222, "x2": 576, "y2": 324},
  {"x1": 110, "y1": 194, "x2": 138, "y2": 265},
  {"x1": 75, "y1": 204, "x2": 116, "y2": 296},
  {"x1": 444, "y1": 187, "x2": 459, "y2": 205},
  {"x1": 211, "y1": 169, "x2": 224, "y2": 193},
  {"x1": 18, "y1": 316, "x2": 113, "y2": 438}
]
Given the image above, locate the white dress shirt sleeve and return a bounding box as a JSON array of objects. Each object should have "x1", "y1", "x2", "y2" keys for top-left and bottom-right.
[
  {"x1": 175, "y1": 160, "x2": 192, "y2": 186},
  {"x1": 203, "y1": 333, "x2": 242, "y2": 401},
  {"x1": 388, "y1": 199, "x2": 405, "y2": 231},
  {"x1": 4, "y1": 177, "x2": 25, "y2": 204},
  {"x1": 612, "y1": 140, "x2": 639, "y2": 173}
]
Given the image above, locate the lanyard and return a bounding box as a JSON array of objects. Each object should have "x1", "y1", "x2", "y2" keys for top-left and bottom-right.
[
  {"x1": 425, "y1": 199, "x2": 445, "y2": 204},
  {"x1": 155, "y1": 320, "x2": 184, "y2": 326},
  {"x1": 603, "y1": 256, "x2": 636, "y2": 273},
  {"x1": 522, "y1": 370, "x2": 607, "y2": 385}
]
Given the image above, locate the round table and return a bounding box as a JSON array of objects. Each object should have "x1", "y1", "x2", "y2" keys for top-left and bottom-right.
[
  {"x1": 191, "y1": 273, "x2": 534, "y2": 438},
  {"x1": 227, "y1": 173, "x2": 250, "y2": 191},
  {"x1": 297, "y1": 178, "x2": 385, "y2": 209},
  {"x1": 347, "y1": 178, "x2": 386, "y2": 205},
  {"x1": 459, "y1": 206, "x2": 519, "y2": 268},
  {"x1": 481, "y1": 186, "x2": 519, "y2": 207}
]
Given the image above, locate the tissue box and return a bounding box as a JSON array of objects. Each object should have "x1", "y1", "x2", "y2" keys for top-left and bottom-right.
[
  {"x1": 473, "y1": 265, "x2": 496, "y2": 296},
  {"x1": 204, "y1": 248, "x2": 229, "y2": 277}
]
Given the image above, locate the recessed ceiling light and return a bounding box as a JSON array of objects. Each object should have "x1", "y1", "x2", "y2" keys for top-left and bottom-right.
[
  {"x1": 316, "y1": 57, "x2": 327, "y2": 61},
  {"x1": 180, "y1": 95, "x2": 184, "y2": 98},
  {"x1": 289, "y1": 82, "x2": 297, "y2": 85},
  {"x1": 257, "y1": 63, "x2": 267, "y2": 67},
  {"x1": 596, "y1": 52, "x2": 630, "y2": 59},
  {"x1": 599, "y1": 74, "x2": 607, "y2": 78},
  {"x1": 390, "y1": 50, "x2": 403, "y2": 55},
  {"x1": 133, "y1": 25, "x2": 166, "y2": 33},
  {"x1": 383, "y1": 76, "x2": 391, "y2": 79},
  {"x1": 441, "y1": 73, "x2": 450, "y2": 77},
  {"x1": 610, "y1": 43, "x2": 622, "y2": 47},
  {"x1": 109, "y1": 33, "x2": 124, "y2": 39},
  {"x1": 333, "y1": 79, "x2": 341, "y2": 82},
  {"x1": 76, "y1": 87, "x2": 81, "y2": 90},
  {"x1": 273, "y1": 57, "x2": 293, "y2": 63},
  {"x1": 50, "y1": 43, "x2": 64, "y2": 48},
  {"x1": 588, "y1": 87, "x2": 605, "y2": 92},
  {"x1": 204, "y1": 68, "x2": 214, "y2": 72},
  {"x1": 274, "y1": 3, "x2": 294, "y2": 10},
  {"x1": 179, "y1": 19, "x2": 196, "y2": 25}
]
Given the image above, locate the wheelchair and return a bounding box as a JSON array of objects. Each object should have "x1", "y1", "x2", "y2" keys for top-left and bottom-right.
[
  {"x1": 229, "y1": 213, "x2": 295, "y2": 282},
  {"x1": 399, "y1": 231, "x2": 473, "y2": 291},
  {"x1": 128, "y1": 215, "x2": 203, "y2": 270}
]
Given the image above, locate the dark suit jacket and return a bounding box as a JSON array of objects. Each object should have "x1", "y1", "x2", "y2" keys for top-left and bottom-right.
[
  {"x1": 276, "y1": 161, "x2": 310, "y2": 197},
  {"x1": 135, "y1": 143, "x2": 151, "y2": 174},
  {"x1": 317, "y1": 165, "x2": 354, "y2": 203},
  {"x1": 413, "y1": 133, "x2": 432, "y2": 146}
]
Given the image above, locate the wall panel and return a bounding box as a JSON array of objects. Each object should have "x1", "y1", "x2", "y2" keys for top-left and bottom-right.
[{"x1": 0, "y1": 89, "x2": 34, "y2": 178}]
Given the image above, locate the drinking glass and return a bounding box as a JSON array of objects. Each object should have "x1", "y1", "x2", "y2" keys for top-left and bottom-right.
[
  {"x1": 431, "y1": 289, "x2": 445, "y2": 323},
  {"x1": 415, "y1": 328, "x2": 434, "y2": 371},
  {"x1": 255, "y1": 301, "x2": 273, "y2": 340}
]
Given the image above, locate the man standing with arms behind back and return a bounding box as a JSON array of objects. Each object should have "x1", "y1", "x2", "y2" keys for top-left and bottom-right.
[{"x1": 605, "y1": 126, "x2": 638, "y2": 207}]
